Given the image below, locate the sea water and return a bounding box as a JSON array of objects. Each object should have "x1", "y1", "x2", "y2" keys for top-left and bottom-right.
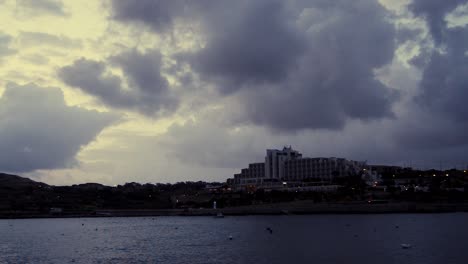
[{"x1": 1, "y1": 214, "x2": 468, "y2": 263}]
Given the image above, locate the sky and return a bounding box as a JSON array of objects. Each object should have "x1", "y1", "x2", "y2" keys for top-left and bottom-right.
[{"x1": 0, "y1": 0, "x2": 467, "y2": 185}]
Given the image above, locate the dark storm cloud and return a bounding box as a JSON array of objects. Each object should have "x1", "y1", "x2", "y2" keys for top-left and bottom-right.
[
  {"x1": 239, "y1": 0, "x2": 398, "y2": 131},
  {"x1": 59, "y1": 58, "x2": 124, "y2": 105},
  {"x1": 410, "y1": 0, "x2": 468, "y2": 122},
  {"x1": 111, "y1": 0, "x2": 187, "y2": 32},
  {"x1": 110, "y1": 49, "x2": 169, "y2": 97},
  {"x1": 59, "y1": 49, "x2": 177, "y2": 116},
  {"x1": 393, "y1": 0, "x2": 468, "y2": 150},
  {"x1": 17, "y1": 0, "x2": 67, "y2": 17},
  {"x1": 416, "y1": 38, "x2": 468, "y2": 122},
  {"x1": 0, "y1": 83, "x2": 117, "y2": 173},
  {"x1": 188, "y1": 0, "x2": 306, "y2": 94},
  {"x1": 396, "y1": 111, "x2": 468, "y2": 149},
  {"x1": 111, "y1": 0, "x2": 398, "y2": 131},
  {"x1": 108, "y1": 0, "x2": 468, "y2": 172},
  {"x1": 113, "y1": 0, "x2": 306, "y2": 93}
]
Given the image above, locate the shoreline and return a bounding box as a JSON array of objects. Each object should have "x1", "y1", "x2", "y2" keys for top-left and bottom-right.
[{"x1": 2, "y1": 202, "x2": 468, "y2": 219}]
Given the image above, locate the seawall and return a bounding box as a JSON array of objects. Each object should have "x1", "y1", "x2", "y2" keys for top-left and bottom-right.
[{"x1": 1, "y1": 202, "x2": 468, "y2": 219}]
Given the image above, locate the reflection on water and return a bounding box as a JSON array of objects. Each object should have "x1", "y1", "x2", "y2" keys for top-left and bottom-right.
[{"x1": 1, "y1": 214, "x2": 468, "y2": 263}]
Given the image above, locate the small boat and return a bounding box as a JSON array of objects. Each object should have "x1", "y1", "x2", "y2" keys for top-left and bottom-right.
[
  {"x1": 401, "y1": 244, "x2": 412, "y2": 249},
  {"x1": 214, "y1": 212, "x2": 224, "y2": 218}
]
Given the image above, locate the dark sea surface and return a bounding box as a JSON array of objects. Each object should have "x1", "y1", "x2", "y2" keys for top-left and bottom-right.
[{"x1": 1, "y1": 213, "x2": 468, "y2": 264}]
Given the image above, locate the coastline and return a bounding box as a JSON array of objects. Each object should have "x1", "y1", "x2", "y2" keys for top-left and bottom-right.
[{"x1": 2, "y1": 202, "x2": 468, "y2": 219}]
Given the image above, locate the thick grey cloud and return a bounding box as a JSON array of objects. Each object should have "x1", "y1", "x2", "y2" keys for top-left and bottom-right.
[
  {"x1": 416, "y1": 40, "x2": 468, "y2": 121},
  {"x1": 22, "y1": 54, "x2": 49, "y2": 65},
  {"x1": 0, "y1": 33, "x2": 16, "y2": 59},
  {"x1": 408, "y1": 1, "x2": 468, "y2": 141},
  {"x1": 110, "y1": 49, "x2": 169, "y2": 97},
  {"x1": 157, "y1": 107, "x2": 468, "y2": 172},
  {"x1": 159, "y1": 119, "x2": 266, "y2": 169},
  {"x1": 396, "y1": 27, "x2": 423, "y2": 44},
  {"x1": 16, "y1": 0, "x2": 67, "y2": 17},
  {"x1": 111, "y1": 0, "x2": 398, "y2": 131},
  {"x1": 59, "y1": 49, "x2": 177, "y2": 116},
  {"x1": 0, "y1": 83, "x2": 117, "y2": 173},
  {"x1": 38, "y1": 0, "x2": 464, "y2": 183},
  {"x1": 396, "y1": 110, "x2": 468, "y2": 150},
  {"x1": 239, "y1": 0, "x2": 398, "y2": 131},
  {"x1": 59, "y1": 59, "x2": 124, "y2": 105},
  {"x1": 188, "y1": 1, "x2": 306, "y2": 94},
  {"x1": 18, "y1": 31, "x2": 82, "y2": 48},
  {"x1": 409, "y1": 0, "x2": 466, "y2": 43},
  {"x1": 111, "y1": 0, "x2": 188, "y2": 32}
]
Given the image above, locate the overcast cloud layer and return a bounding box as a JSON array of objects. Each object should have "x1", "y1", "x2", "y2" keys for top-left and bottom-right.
[
  {"x1": 0, "y1": 83, "x2": 117, "y2": 173},
  {"x1": 16, "y1": 0, "x2": 67, "y2": 17},
  {"x1": 0, "y1": 32, "x2": 15, "y2": 59},
  {"x1": 0, "y1": 0, "x2": 467, "y2": 185},
  {"x1": 111, "y1": 0, "x2": 399, "y2": 130},
  {"x1": 59, "y1": 49, "x2": 178, "y2": 116}
]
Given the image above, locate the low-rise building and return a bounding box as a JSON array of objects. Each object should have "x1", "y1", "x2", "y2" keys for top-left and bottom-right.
[
  {"x1": 284, "y1": 157, "x2": 364, "y2": 181},
  {"x1": 230, "y1": 147, "x2": 366, "y2": 191}
]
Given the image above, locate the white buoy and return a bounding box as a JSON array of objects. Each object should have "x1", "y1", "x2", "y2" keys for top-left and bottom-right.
[{"x1": 401, "y1": 244, "x2": 411, "y2": 249}]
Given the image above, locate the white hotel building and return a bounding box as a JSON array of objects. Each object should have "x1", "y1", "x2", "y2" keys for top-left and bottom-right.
[{"x1": 231, "y1": 147, "x2": 365, "y2": 190}]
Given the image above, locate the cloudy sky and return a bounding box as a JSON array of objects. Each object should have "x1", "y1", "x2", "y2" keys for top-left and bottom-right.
[{"x1": 0, "y1": 0, "x2": 467, "y2": 185}]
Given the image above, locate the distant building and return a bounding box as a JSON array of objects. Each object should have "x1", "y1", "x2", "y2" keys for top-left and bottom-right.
[
  {"x1": 230, "y1": 147, "x2": 366, "y2": 191},
  {"x1": 285, "y1": 157, "x2": 363, "y2": 181},
  {"x1": 233, "y1": 162, "x2": 265, "y2": 188},
  {"x1": 265, "y1": 146, "x2": 302, "y2": 180}
]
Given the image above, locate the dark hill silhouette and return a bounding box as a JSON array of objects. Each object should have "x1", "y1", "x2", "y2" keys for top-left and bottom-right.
[
  {"x1": 0, "y1": 173, "x2": 48, "y2": 189},
  {"x1": 0, "y1": 172, "x2": 229, "y2": 216}
]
